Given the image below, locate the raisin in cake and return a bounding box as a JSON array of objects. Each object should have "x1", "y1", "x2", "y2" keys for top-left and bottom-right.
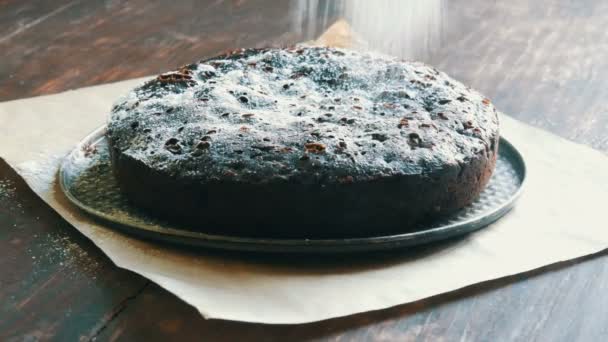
[{"x1": 107, "y1": 47, "x2": 499, "y2": 238}]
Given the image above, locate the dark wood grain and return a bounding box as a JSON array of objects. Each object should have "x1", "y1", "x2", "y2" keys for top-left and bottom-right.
[
  {"x1": 434, "y1": 0, "x2": 608, "y2": 153},
  {"x1": 1, "y1": 0, "x2": 608, "y2": 341},
  {"x1": 0, "y1": 0, "x2": 305, "y2": 101},
  {"x1": 0, "y1": 159, "x2": 150, "y2": 341}
]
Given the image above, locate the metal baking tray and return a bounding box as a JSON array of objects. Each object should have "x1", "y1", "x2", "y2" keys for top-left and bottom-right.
[{"x1": 59, "y1": 126, "x2": 526, "y2": 253}]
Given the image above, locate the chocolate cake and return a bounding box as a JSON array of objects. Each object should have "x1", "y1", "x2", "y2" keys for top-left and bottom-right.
[{"x1": 106, "y1": 47, "x2": 499, "y2": 238}]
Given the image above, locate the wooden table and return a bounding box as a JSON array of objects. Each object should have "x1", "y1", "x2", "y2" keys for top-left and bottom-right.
[{"x1": 2, "y1": 1, "x2": 607, "y2": 341}]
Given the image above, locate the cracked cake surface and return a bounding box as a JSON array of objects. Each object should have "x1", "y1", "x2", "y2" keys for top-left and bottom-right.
[{"x1": 107, "y1": 47, "x2": 499, "y2": 237}]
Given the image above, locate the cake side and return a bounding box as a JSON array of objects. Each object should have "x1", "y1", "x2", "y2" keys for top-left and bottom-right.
[{"x1": 109, "y1": 145, "x2": 496, "y2": 237}]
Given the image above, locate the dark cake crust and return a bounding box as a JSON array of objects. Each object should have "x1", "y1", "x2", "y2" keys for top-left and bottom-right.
[{"x1": 107, "y1": 47, "x2": 499, "y2": 238}]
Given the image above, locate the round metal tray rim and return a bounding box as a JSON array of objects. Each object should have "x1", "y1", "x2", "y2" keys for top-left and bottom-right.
[{"x1": 59, "y1": 125, "x2": 526, "y2": 252}]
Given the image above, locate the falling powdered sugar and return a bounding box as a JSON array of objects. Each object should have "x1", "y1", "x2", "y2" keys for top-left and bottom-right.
[{"x1": 291, "y1": 0, "x2": 446, "y2": 60}]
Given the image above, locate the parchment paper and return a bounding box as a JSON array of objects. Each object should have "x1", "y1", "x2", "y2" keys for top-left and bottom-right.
[{"x1": 1, "y1": 23, "x2": 608, "y2": 324}]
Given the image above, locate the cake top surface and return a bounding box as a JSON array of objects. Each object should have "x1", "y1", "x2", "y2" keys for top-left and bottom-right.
[{"x1": 107, "y1": 47, "x2": 498, "y2": 184}]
